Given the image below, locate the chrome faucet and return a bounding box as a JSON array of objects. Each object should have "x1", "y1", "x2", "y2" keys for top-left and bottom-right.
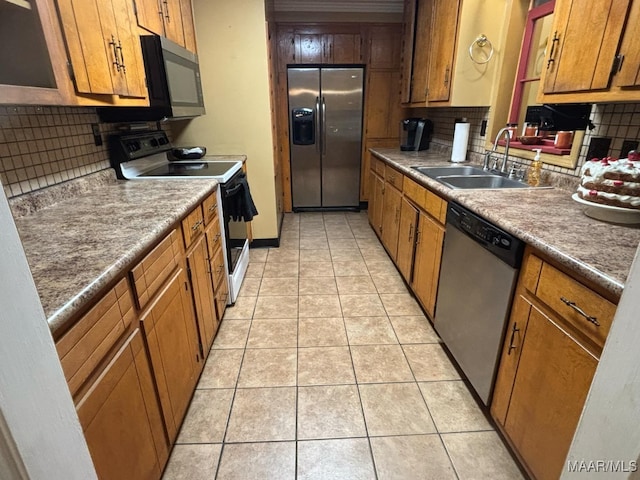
[{"x1": 485, "y1": 127, "x2": 511, "y2": 173}]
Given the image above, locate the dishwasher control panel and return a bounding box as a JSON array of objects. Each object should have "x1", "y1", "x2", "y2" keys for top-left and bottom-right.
[{"x1": 447, "y1": 203, "x2": 524, "y2": 268}]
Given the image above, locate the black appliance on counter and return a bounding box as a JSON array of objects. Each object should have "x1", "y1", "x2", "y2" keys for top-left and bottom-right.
[{"x1": 400, "y1": 118, "x2": 433, "y2": 151}]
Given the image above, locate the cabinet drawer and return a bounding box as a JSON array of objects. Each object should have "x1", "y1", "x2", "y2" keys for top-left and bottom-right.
[
  {"x1": 535, "y1": 260, "x2": 616, "y2": 350},
  {"x1": 131, "y1": 229, "x2": 182, "y2": 310},
  {"x1": 402, "y1": 177, "x2": 446, "y2": 223},
  {"x1": 371, "y1": 156, "x2": 386, "y2": 176},
  {"x1": 56, "y1": 278, "x2": 135, "y2": 397},
  {"x1": 182, "y1": 205, "x2": 205, "y2": 248},
  {"x1": 385, "y1": 164, "x2": 403, "y2": 190},
  {"x1": 202, "y1": 190, "x2": 219, "y2": 226}
]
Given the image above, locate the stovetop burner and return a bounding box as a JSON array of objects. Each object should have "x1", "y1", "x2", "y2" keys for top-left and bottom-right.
[{"x1": 140, "y1": 161, "x2": 241, "y2": 177}]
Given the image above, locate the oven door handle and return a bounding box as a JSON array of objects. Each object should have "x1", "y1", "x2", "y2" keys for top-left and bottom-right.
[{"x1": 224, "y1": 183, "x2": 243, "y2": 197}]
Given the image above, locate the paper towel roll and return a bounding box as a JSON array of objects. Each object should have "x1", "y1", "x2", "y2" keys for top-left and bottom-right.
[{"x1": 451, "y1": 122, "x2": 470, "y2": 163}]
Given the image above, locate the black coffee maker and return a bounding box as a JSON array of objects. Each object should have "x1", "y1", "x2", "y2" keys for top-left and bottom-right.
[{"x1": 400, "y1": 118, "x2": 433, "y2": 151}]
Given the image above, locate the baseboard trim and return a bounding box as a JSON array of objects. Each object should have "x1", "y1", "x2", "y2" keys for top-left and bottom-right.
[{"x1": 250, "y1": 238, "x2": 279, "y2": 248}]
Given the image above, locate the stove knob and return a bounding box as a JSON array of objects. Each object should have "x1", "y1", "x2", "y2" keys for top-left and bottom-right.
[{"x1": 149, "y1": 138, "x2": 159, "y2": 147}]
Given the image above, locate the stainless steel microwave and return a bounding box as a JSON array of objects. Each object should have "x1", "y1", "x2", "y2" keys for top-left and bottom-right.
[{"x1": 98, "y1": 36, "x2": 205, "y2": 122}]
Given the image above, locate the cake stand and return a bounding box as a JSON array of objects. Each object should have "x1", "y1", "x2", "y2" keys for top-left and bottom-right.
[{"x1": 572, "y1": 193, "x2": 640, "y2": 225}]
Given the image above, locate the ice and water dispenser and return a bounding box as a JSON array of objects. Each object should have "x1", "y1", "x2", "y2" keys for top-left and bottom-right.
[{"x1": 291, "y1": 108, "x2": 315, "y2": 146}]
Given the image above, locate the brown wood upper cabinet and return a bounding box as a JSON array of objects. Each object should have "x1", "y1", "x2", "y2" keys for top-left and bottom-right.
[
  {"x1": 401, "y1": 0, "x2": 508, "y2": 107},
  {"x1": 538, "y1": 0, "x2": 640, "y2": 102},
  {"x1": 0, "y1": 0, "x2": 76, "y2": 105},
  {"x1": 293, "y1": 31, "x2": 362, "y2": 64},
  {"x1": 491, "y1": 248, "x2": 618, "y2": 480},
  {"x1": 135, "y1": 0, "x2": 197, "y2": 52},
  {"x1": 57, "y1": 0, "x2": 146, "y2": 97}
]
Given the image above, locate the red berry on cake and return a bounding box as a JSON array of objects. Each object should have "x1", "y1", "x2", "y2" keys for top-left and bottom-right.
[{"x1": 589, "y1": 190, "x2": 598, "y2": 196}]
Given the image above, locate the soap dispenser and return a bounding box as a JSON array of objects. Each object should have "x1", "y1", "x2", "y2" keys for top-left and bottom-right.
[{"x1": 528, "y1": 149, "x2": 543, "y2": 187}]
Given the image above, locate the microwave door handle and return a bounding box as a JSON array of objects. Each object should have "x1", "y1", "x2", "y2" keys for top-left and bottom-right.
[{"x1": 315, "y1": 96, "x2": 320, "y2": 154}]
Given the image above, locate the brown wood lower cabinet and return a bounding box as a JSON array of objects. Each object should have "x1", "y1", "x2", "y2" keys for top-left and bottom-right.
[
  {"x1": 77, "y1": 328, "x2": 168, "y2": 480},
  {"x1": 186, "y1": 234, "x2": 218, "y2": 354},
  {"x1": 381, "y1": 182, "x2": 402, "y2": 260},
  {"x1": 491, "y1": 248, "x2": 617, "y2": 480},
  {"x1": 141, "y1": 267, "x2": 200, "y2": 443},
  {"x1": 396, "y1": 197, "x2": 418, "y2": 281},
  {"x1": 368, "y1": 170, "x2": 385, "y2": 237},
  {"x1": 411, "y1": 211, "x2": 445, "y2": 319}
]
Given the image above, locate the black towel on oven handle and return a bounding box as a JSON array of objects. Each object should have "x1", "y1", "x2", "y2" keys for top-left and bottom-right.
[{"x1": 226, "y1": 173, "x2": 258, "y2": 222}]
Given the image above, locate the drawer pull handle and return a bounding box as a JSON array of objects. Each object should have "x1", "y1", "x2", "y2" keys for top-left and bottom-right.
[
  {"x1": 209, "y1": 203, "x2": 218, "y2": 213},
  {"x1": 507, "y1": 322, "x2": 520, "y2": 355},
  {"x1": 560, "y1": 297, "x2": 600, "y2": 326},
  {"x1": 191, "y1": 220, "x2": 203, "y2": 232}
]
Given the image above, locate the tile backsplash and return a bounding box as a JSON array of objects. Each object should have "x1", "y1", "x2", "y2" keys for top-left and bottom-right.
[
  {"x1": 0, "y1": 105, "x2": 171, "y2": 199},
  {"x1": 411, "y1": 103, "x2": 640, "y2": 178},
  {"x1": 1, "y1": 101, "x2": 639, "y2": 199}
]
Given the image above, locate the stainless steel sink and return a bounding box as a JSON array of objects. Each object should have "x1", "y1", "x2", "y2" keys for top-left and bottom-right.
[
  {"x1": 411, "y1": 165, "x2": 487, "y2": 178},
  {"x1": 438, "y1": 175, "x2": 531, "y2": 189}
]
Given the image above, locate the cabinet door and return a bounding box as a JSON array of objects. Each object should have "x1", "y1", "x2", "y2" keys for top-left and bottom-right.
[
  {"x1": 427, "y1": 0, "x2": 459, "y2": 102},
  {"x1": 77, "y1": 329, "x2": 168, "y2": 480},
  {"x1": 369, "y1": 172, "x2": 385, "y2": 237},
  {"x1": 504, "y1": 305, "x2": 598, "y2": 480},
  {"x1": 401, "y1": 0, "x2": 417, "y2": 103},
  {"x1": 135, "y1": 0, "x2": 164, "y2": 35},
  {"x1": 542, "y1": 0, "x2": 631, "y2": 94},
  {"x1": 112, "y1": 0, "x2": 147, "y2": 97},
  {"x1": 368, "y1": 25, "x2": 402, "y2": 70},
  {"x1": 381, "y1": 183, "x2": 402, "y2": 260},
  {"x1": 278, "y1": 29, "x2": 296, "y2": 68},
  {"x1": 327, "y1": 34, "x2": 362, "y2": 63},
  {"x1": 141, "y1": 267, "x2": 200, "y2": 442},
  {"x1": 396, "y1": 197, "x2": 419, "y2": 282},
  {"x1": 57, "y1": 0, "x2": 120, "y2": 95},
  {"x1": 613, "y1": 0, "x2": 640, "y2": 88},
  {"x1": 409, "y1": 0, "x2": 433, "y2": 103},
  {"x1": 162, "y1": 0, "x2": 186, "y2": 47},
  {"x1": 295, "y1": 34, "x2": 324, "y2": 63},
  {"x1": 411, "y1": 211, "x2": 444, "y2": 318},
  {"x1": 180, "y1": 0, "x2": 197, "y2": 53},
  {"x1": 186, "y1": 235, "x2": 218, "y2": 354},
  {"x1": 365, "y1": 71, "x2": 402, "y2": 139}
]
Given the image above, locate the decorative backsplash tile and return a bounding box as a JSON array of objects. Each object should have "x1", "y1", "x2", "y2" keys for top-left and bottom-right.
[
  {"x1": 0, "y1": 105, "x2": 172, "y2": 199},
  {"x1": 411, "y1": 103, "x2": 640, "y2": 178}
]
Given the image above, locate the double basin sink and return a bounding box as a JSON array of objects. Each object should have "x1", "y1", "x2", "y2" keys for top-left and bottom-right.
[{"x1": 411, "y1": 165, "x2": 535, "y2": 190}]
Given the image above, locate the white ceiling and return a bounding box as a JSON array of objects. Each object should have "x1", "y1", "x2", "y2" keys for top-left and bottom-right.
[{"x1": 273, "y1": 0, "x2": 404, "y2": 13}]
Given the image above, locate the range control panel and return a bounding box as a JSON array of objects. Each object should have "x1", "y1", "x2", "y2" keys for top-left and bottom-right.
[
  {"x1": 109, "y1": 131, "x2": 172, "y2": 164},
  {"x1": 447, "y1": 203, "x2": 523, "y2": 268}
]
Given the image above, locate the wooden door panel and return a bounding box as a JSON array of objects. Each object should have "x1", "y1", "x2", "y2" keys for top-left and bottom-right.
[
  {"x1": 366, "y1": 71, "x2": 395, "y2": 138},
  {"x1": 427, "y1": 0, "x2": 459, "y2": 102},
  {"x1": 505, "y1": 306, "x2": 597, "y2": 480},
  {"x1": 401, "y1": 0, "x2": 418, "y2": 103},
  {"x1": 135, "y1": 0, "x2": 164, "y2": 35},
  {"x1": 112, "y1": 0, "x2": 147, "y2": 97},
  {"x1": 95, "y1": 0, "x2": 127, "y2": 95},
  {"x1": 544, "y1": 0, "x2": 631, "y2": 93},
  {"x1": 381, "y1": 184, "x2": 402, "y2": 260},
  {"x1": 296, "y1": 34, "x2": 323, "y2": 63},
  {"x1": 163, "y1": 0, "x2": 186, "y2": 47},
  {"x1": 411, "y1": 211, "x2": 444, "y2": 318},
  {"x1": 410, "y1": 0, "x2": 433, "y2": 103},
  {"x1": 368, "y1": 25, "x2": 402, "y2": 70},
  {"x1": 615, "y1": 0, "x2": 640, "y2": 87},
  {"x1": 396, "y1": 197, "x2": 418, "y2": 282},
  {"x1": 187, "y1": 235, "x2": 217, "y2": 351},
  {"x1": 77, "y1": 329, "x2": 167, "y2": 480},
  {"x1": 330, "y1": 34, "x2": 361, "y2": 63},
  {"x1": 180, "y1": 0, "x2": 197, "y2": 53}
]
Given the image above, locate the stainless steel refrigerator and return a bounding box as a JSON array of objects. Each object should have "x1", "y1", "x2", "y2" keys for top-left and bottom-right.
[{"x1": 288, "y1": 67, "x2": 364, "y2": 209}]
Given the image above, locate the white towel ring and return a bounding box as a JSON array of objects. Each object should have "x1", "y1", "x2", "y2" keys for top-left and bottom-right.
[{"x1": 469, "y1": 34, "x2": 494, "y2": 65}]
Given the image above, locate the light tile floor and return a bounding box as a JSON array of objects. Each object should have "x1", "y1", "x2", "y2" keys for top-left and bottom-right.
[{"x1": 162, "y1": 212, "x2": 525, "y2": 480}]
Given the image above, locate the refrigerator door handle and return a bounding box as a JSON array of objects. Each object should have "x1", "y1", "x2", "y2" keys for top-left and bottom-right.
[
  {"x1": 315, "y1": 96, "x2": 321, "y2": 154},
  {"x1": 321, "y1": 96, "x2": 327, "y2": 156}
]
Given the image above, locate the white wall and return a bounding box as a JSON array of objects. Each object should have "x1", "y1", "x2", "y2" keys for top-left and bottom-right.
[
  {"x1": 0, "y1": 185, "x2": 96, "y2": 480},
  {"x1": 563, "y1": 245, "x2": 640, "y2": 479},
  {"x1": 173, "y1": 0, "x2": 278, "y2": 239}
]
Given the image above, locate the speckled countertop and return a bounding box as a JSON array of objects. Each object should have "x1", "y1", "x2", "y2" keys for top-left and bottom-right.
[
  {"x1": 11, "y1": 169, "x2": 219, "y2": 336},
  {"x1": 371, "y1": 148, "x2": 640, "y2": 298}
]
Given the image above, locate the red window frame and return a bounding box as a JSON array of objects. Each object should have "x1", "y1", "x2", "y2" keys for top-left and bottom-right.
[{"x1": 508, "y1": 0, "x2": 556, "y2": 123}]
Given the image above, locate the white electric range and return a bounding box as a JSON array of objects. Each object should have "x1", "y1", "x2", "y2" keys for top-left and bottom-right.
[{"x1": 109, "y1": 130, "x2": 249, "y2": 304}]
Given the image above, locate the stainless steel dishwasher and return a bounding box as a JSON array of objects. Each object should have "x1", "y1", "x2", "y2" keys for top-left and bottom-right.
[{"x1": 434, "y1": 203, "x2": 524, "y2": 405}]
